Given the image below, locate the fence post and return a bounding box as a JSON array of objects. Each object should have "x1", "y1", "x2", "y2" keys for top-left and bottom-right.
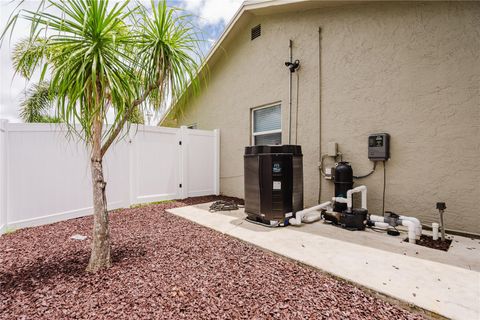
[
  {"x1": 213, "y1": 129, "x2": 220, "y2": 196},
  {"x1": 0, "y1": 119, "x2": 8, "y2": 235},
  {"x1": 179, "y1": 126, "x2": 189, "y2": 199},
  {"x1": 127, "y1": 125, "x2": 135, "y2": 206}
]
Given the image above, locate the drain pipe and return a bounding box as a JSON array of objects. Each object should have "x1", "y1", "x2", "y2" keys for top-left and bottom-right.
[
  {"x1": 289, "y1": 201, "x2": 332, "y2": 226},
  {"x1": 432, "y1": 223, "x2": 439, "y2": 240},
  {"x1": 288, "y1": 39, "x2": 293, "y2": 144}
]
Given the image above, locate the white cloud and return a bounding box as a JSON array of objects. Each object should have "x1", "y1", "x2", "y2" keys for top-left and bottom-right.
[{"x1": 181, "y1": 0, "x2": 243, "y2": 26}]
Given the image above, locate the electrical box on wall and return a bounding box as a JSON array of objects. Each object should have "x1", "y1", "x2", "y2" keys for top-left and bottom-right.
[
  {"x1": 368, "y1": 133, "x2": 390, "y2": 160},
  {"x1": 327, "y1": 142, "x2": 338, "y2": 157}
]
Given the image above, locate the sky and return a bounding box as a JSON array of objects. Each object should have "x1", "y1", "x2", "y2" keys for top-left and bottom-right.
[{"x1": 0, "y1": 0, "x2": 243, "y2": 123}]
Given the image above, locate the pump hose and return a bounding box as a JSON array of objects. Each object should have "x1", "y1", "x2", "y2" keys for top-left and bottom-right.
[
  {"x1": 353, "y1": 161, "x2": 377, "y2": 179},
  {"x1": 209, "y1": 200, "x2": 242, "y2": 212}
]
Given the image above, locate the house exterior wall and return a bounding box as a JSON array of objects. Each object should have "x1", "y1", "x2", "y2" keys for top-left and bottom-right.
[{"x1": 176, "y1": 2, "x2": 480, "y2": 234}]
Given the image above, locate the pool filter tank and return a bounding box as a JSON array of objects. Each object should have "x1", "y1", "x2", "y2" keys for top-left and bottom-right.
[
  {"x1": 324, "y1": 161, "x2": 367, "y2": 230},
  {"x1": 333, "y1": 162, "x2": 353, "y2": 212},
  {"x1": 244, "y1": 145, "x2": 303, "y2": 226}
]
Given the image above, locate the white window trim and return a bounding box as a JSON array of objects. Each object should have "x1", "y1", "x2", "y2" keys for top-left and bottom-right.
[{"x1": 251, "y1": 103, "x2": 282, "y2": 145}]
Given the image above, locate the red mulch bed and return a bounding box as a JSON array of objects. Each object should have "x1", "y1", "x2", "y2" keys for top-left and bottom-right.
[
  {"x1": 0, "y1": 196, "x2": 426, "y2": 320},
  {"x1": 404, "y1": 235, "x2": 452, "y2": 251}
]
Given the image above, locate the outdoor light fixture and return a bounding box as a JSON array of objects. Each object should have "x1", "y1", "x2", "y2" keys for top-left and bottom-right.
[{"x1": 285, "y1": 59, "x2": 300, "y2": 72}]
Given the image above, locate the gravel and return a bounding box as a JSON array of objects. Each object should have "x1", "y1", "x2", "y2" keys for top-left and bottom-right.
[{"x1": 0, "y1": 196, "x2": 426, "y2": 319}]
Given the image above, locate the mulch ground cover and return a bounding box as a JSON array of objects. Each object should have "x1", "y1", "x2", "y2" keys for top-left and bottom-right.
[
  {"x1": 404, "y1": 235, "x2": 452, "y2": 251},
  {"x1": 1, "y1": 196, "x2": 427, "y2": 319}
]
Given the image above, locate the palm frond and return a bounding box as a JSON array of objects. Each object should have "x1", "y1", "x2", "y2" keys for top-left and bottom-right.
[{"x1": 19, "y1": 81, "x2": 57, "y2": 122}]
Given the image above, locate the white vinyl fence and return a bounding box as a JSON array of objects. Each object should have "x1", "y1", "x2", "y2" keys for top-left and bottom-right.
[{"x1": 0, "y1": 120, "x2": 219, "y2": 235}]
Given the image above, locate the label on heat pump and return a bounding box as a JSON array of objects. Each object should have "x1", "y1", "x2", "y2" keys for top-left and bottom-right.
[{"x1": 273, "y1": 181, "x2": 281, "y2": 190}]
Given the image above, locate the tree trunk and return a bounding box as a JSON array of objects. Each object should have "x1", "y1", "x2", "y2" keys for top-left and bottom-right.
[{"x1": 86, "y1": 117, "x2": 111, "y2": 272}]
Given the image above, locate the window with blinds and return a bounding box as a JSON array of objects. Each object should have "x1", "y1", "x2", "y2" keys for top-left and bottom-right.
[{"x1": 252, "y1": 104, "x2": 281, "y2": 145}]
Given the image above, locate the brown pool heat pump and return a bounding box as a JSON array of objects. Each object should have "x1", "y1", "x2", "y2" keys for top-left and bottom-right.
[{"x1": 244, "y1": 145, "x2": 303, "y2": 227}]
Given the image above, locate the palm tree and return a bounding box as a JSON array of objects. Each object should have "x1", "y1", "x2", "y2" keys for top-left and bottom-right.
[
  {"x1": 19, "y1": 81, "x2": 144, "y2": 124},
  {"x1": 2, "y1": 0, "x2": 201, "y2": 272}
]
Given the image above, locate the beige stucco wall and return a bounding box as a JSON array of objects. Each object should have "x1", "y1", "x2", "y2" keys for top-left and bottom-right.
[{"x1": 176, "y1": 2, "x2": 480, "y2": 234}]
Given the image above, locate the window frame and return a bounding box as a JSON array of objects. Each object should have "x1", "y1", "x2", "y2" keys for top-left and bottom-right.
[{"x1": 251, "y1": 103, "x2": 282, "y2": 146}]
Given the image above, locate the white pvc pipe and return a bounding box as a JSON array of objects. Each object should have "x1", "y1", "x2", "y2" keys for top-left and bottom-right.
[
  {"x1": 346, "y1": 185, "x2": 367, "y2": 210},
  {"x1": 332, "y1": 197, "x2": 347, "y2": 203},
  {"x1": 402, "y1": 220, "x2": 416, "y2": 244},
  {"x1": 369, "y1": 215, "x2": 385, "y2": 223},
  {"x1": 400, "y1": 215, "x2": 422, "y2": 239},
  {"x1": 289, "y1": 201, "x2": 331, "y2": 226},
  {"x1": 373, "y1": 221, "x2": 389, "y2": 229},
  {"x1": 432, "y1": 223, "x2": 439, "y2": 240},
  {"x1": 302, "y1": 211, "x2": 321, "y2": 223}
]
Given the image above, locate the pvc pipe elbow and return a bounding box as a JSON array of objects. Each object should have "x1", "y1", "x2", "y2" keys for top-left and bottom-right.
[
  {"x1": 346, "y1": 185, "x2": 368, "y2": 210},
  {"x1": 289, "y1": 218, "x2": 301, "y2": 226},
  {"x1": 400, "y1": 216, "x2": 422, "y2": 238}
]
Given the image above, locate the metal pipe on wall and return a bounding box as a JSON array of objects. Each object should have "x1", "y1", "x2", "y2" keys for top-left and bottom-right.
[
  {"x1": 288, "y1": 39, "x2": 293, "y2": 144},
  {"x1": 317, "y1": 27, "x2": 323, "y2": 204}
]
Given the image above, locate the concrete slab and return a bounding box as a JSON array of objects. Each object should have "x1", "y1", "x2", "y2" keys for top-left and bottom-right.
[{"x1": 168, "y1": 203, "x2": 480, "y2": 320}]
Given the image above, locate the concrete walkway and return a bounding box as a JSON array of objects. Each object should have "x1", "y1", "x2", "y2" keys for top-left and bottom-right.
[{"x1": 167, "y1": 203, "x2": 480, "y2": 320}]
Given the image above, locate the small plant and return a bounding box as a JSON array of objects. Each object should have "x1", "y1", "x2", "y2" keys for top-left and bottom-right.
[{"x1": 4, "y1": 227, "x2": 17, "y2": 235}]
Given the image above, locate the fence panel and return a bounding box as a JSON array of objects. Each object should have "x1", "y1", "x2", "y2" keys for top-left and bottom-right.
[
  {"x1": 183, "y1": 127, "x2": 220, "y2": 197},
  {"x1": 0, "y1": 121, "x2": 219, "y2": 234},
  {"x1": 0, "y1": 120, "x2": 7, "y2": 234},
  {"x1": 5, "y1": 123, "x2": 130, "y2": 230},
  {"x1": 129, "y1": 126, "x2": 181, "y2": 205}
]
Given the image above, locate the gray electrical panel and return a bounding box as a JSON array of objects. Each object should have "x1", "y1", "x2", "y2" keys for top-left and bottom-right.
[{"x1": 368, "y1": 133, "x2": 390, "y2": 160}]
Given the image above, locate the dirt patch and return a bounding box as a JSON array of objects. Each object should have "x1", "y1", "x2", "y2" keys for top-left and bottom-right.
[
  {"x1": 404, "y1": 235, "x2": 452, "y2": 251},
  {"x1": 1, "y1": 196, "x2": 427, "y2": 319}
]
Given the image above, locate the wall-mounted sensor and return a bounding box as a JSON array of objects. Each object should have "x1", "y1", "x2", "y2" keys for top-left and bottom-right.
[{"x1": 368, "y1": 133, "x2": 390, "y2": 160}]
